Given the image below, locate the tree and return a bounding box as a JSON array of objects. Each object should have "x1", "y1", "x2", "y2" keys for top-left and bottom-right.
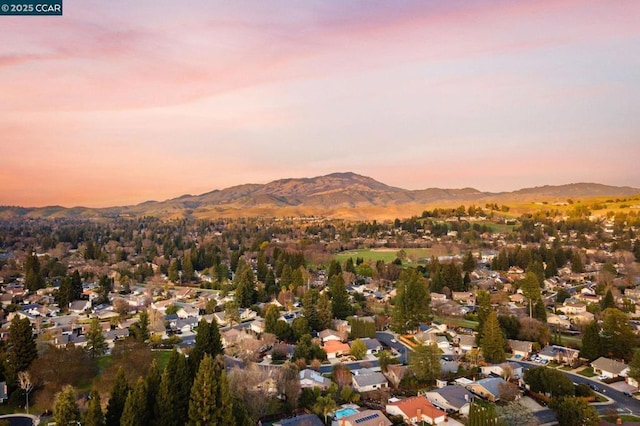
[
  {"x1": 329, "y1": 274, "x2": 352, "y2": 320},
  {"x1": 188, "y1": 355, "x2": 233, "y2": 425},
  {"x1": 519, "y1": 272, "x2": 543, "y2": 320},
  {"x1": 156, "y1": 350, "x2": 191, "y2": 426},
  {"x1": 84, "y1": 389, "x2": 105, "y2": 426},
  {"x1": 553, "y1": 397, "x2": 599, "y2": 426},
  {"x1": 121, "y1": 376, "x2": 149, "y2": 426},
  {"x1": 468, "y1": 402, "x2": 499, "y2": 426},
  {"x1": 54, "y1": 385, "x2": 80, "y2": 426},
  {"x1": 496, "y1": 401, "x2": 536, "y2": 426},
  {"x1": 580, "y1": 321, "x2": 601, "y2": 361},
  {"x1": 463, "y1": 252, "x2": 476, "y2": 273},
  {"x1": 302, "y1": 289, "x2": 319, "y2": 331},
  {"x1": 628, "y1": 350, "x2": 640, "y2": 386},
  {"x1": 291, "y1": 317, "x2": 310, "y2": 341},
  {"x1": 105, "y1": 368, "x2": 129, "y2": 426},
  {"x1": 86, "y1": 317, "x2": 108, "y2": 358},
  {"x1": 524, "y1": 367, "x2": 574, "y2": 398},
  {"x1": 264, "y1": 304, "x2": 280, "y2": 334},
  {"x1": 349, "y1": 339, "x2": 367, "y2": 360},
  {"x1": 17, "y1": 371, "x2": 33, "y2": 414},
  {"x1": 130, "y1": 310, "x2": 150, "y2": 343},
  {"x1": 476, "y1": 290, "x2": 492, "y2": 342},
  {"x1": 601, "y1": 289, "x2": 616, "y2": 310},
  {"x1": 391, "y1": 268, "x2": 431, "y2": 333},
  {"x1": 313, "y1": 395, "x2": 337, "y2": 425},
  {"x1": 25, "y1": 251, "x2": 45, "y2": 291},
  {"x1": 317, "y1": 293, "x2": 332, "y2": 330},
  {"x1": 189, "y1": 318, "x2": 223, "y2": 376},
  {"x1": 409, "y1": 343, "x2": 441, "y2": 383},
  {"x1": 601, "y1": 307, "x2": 636, "y2": 361},
  {"x1": 480, "y1": 311, "x2": 506, "y2": 363},
  {"x1": 5, "y1": 316, "x2": 37, "y2": 383}
]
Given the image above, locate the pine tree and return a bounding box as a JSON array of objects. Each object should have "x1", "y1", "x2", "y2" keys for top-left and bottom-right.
[
  {"x1": 56, "y1": 276, "x2": 73, "y2": 311},
  {"x1": 317, "y1": 293, "x2": 332, "y2": 330},
  {"x1": 188, "y1": 355, "x2": 233, "y2": 425},
  {"x1": 85, "y1": 317, "x2": 107, "y2": 358},
  {"x1": 302, "y1": 289, "x2": 319, "y2": 331},
  {"x1": 25, "y1": 251, "x2": 45, "y2": 291},
  {"x1": 54, "y1": 385, "x2": 80, "y2": 425},
  {"x1": 183, "y1": 252, "x2": 194, "y2": 282},
  {"x1": 156, "y1": 350, "x2": 191, "y2": 426},
  {"x1": 105, "y1": 368, "x2": 129, "y2": 426},
  {"x1": 329, "y1": 274, "x2": 352, "y2": 320},
  {"x1": 84, "y1": 389, "x2": 105, "y2": 426},
  {"x1": 256, "y1": 251, "x2": 268, "y2": 283},
  {"x1": 71, "y1": 269, "x2": 83, "y2": 300},
  {"x1": 146, "y1": 360, "x2": 161, "y2": 424},
  {"x1": 476, "y1": 290, "x2": 491, "y2": 343},
  {"x1": 409, "y1": 343, "x2": 442, "y2": 383},
  {"x1": 189, "y1": 318, "x2": 223, "y2": 376},
  {"x1": 480, "y1": 312, "x2": 506, "y2": 363},
  {"x1": 580, "y1": 321, "x2": 601, "y2": 361},
  {"x1": 264, "y1": 304, "x2": 280, "y2": 334},
  {"x1": 601, "y1": 289, "x2": 615, "y2": 310},
  {"x1": 463, "y1": 252, "x2": 476, "y2": 273},
  {"x1": 5, "y1": 316, "x2": 37, "y2": 383},
  {"x1": 121, "y1": 377, "x2": 149, "y2": 426},
  {"x1": 391, "y1": 268, "x2": 431, "y2": 334}
]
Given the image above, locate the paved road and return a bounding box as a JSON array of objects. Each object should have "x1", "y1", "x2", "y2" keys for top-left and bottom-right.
[
  {"x1": 516, "y1": 361, "x2": 640, "y2": 418},
  {"x1": 0, "y1": 414, "x2": 39, "y2": 426}
]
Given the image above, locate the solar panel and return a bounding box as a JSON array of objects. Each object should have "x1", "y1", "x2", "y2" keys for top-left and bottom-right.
[{"x1": 354, "y1": 413, "x2": 379, "y2": 423}]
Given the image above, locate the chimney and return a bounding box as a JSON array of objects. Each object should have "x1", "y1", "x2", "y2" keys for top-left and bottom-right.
[
  {"x1": 340, "y1": 419, "x2": 346, "y2": 426},
  {"x1": 416, "y1": 408, "x2": 422, "y2": 421}
]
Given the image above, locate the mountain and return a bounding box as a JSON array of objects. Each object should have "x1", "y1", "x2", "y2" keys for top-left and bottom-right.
[{"x1": 1, "y1": 173, "x2": 639, "y2": 220}]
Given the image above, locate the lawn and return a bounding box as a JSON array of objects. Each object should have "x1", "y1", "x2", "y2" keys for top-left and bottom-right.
[
  {"x1": 578, "y1": 367, "x2": 597, "y2": 377},
  {"x1": 335, "y1": 247, "x2": 459, "y2": 266}
]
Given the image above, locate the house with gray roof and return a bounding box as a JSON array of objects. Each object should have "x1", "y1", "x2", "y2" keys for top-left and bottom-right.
[
  {"x1": 591, "y1": 357, "x2": 629, "y2": 379},
  {"x1": 360, "y1": 338, "x2": 383, "y2": 354},
  {"x1": 273, "y1": 413, "x2": 323, "y2": 426},
  {"x1": 299, "y1": 369, "x2": 332, "y2": 390},
  {"x1": 466, "y1": 377, "x2": 508, "y2": 402},
  {"x1": 351, "y1": 369, "x2": 388, "y2": 393},
  {"x1": 424, "y1": 385, "x2": 475, "y2": 415}
]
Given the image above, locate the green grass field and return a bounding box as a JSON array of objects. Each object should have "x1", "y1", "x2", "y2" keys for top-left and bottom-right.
[{"x1": 334, "y1": 247, "x2": 459, "y2": 265}]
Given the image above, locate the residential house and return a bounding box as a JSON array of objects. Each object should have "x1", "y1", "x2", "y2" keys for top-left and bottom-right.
[
  {"x1": 538, "y1": 345, "x2": 580, "y2": 365},
  {"x1": 546, "y1": 314, "x2": 571, "y2": 330},
  {"x1": 451, "y1": 292, "x2": 475, "y2": 305},
  {"x1": 299, "y1": 369, "x2": 332, "y2": 390},
  {"x1": 351, "y1": 369, "x2": 388, "y2": 393},
  {"x1": 423, "y1": 385, "x2": 474, "y2": 415},
  {"x1": 480, "y1": 362, "x2": 523, "y2": 379},
  {"x1": 458, "y1": 334, "x2": 477, "y2": 353},
  {"x1": 466, "y1": 377, "x2": 508, "y2": 402},
  {"x1": 386, "y1": 396, "x2": 447, "y2": 425},
  {"x1": 359, "y1": 338, "x2": 383, "y2": 355},
  {"x1": 250, "y1": 318, "x2": 265, "y2": 334},
  {"x1": 591, "y1": 357, "x2": 629, "y2": 379},
  {"x1": 558, "y1": 301, "x2": 587, "y2": 315},
  {"x1": 431, "y1": 293, "x2": 447, "y2": 304},
  {"x1": 337, "y1": 409, "x2": 392, "y2": 426},
  {"x1": 508, "y1": 340, "x2": 533, "y2": 359},
  {"x1": 323, "y1": 341, "x2": 351, "y2": 359},
  {"x1": 319, "y1": 329, "x2": 343, "y2": 343}
]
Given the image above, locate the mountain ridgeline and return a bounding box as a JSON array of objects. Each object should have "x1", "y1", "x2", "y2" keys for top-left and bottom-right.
[{"x1": 2, "y1": 172, "x2": 639, "y2": 220}]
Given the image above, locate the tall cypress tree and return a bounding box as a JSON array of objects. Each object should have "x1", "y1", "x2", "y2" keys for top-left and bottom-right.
[
  {"x1": 580, "y1": 321, "x2": 601, "y2": 361},
  {"x1": 121, "y1": 376, "x2": 149, "y2": 426},
  {"x1": 105, "y1": 368, "x2": 129, "y2": 426},
  {"x1": 480, "y1": 312, "x2": 506, "y2": 363},
  {"x1": 84, "y1": 389, "x2": 105, "y2": 426},
  {"x1": 189, "y1": 319, "x2": 222, "y2": 377},
  {"x1": 329, "y1": 274, "x2": 352, "y2": 320},
  {"x1": 5, "y1": 316, "x2": 37, "y2": 384},
  {"x1": 188, "y1": 355, "x2": 233, "y2": 426}
]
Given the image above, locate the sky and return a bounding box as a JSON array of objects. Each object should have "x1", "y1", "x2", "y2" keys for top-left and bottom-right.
[{"x1": 1, "y1": 0, "x2": 640, "y2": 207}]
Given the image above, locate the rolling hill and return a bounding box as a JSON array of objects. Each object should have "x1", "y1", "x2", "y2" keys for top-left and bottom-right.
[{"x1": 1, "y1": 172, "x2": 639, "y2": 220}]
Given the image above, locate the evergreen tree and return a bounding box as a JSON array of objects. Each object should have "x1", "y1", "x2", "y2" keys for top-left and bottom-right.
[
  {"x1": 264, "y1": 304, "x2": 280, "y2": 335},
  {"x1": 5, "y1": 316, "x2": 37, "y2": 383},
  {"x1": 480, "y1": 311, "x2": 506, "y2": 363},
  {"x1": 317, "y1": 293, "x2": 332, "y2": 330},
  {"x1": 326, "y1": 260, "x2": 342, "y2": 279},
  {"x1": 182, "y1": 252, "x2": 194, "y2": 282},
  {"x1": 189, "y1": 318, "x2": 223, "y2": 376},
  {"x1": 54, "y1": 385, "x2": 80, "y2": 426},
  {"x1": 71, "y1": 269, "x2": 83, "y2": 300},
  {"x1": 85, "y1": 317, "x2": 107, "y2": 358},
  {"x1": 256, "y1": 251, "x2": 268, "y2": 283},
  {"x1": 188, "y1": 355, "x2": 233, "y2": 425},
  {"x1": 56, "y1": 276, "x2": 73, "y2": 311},
  {"x1": 329, "y1": 274, "x2": 352, "y2": 320},
  {"x1": 409, "y1": 343, "x2": 442, "y2": 383},
  {"x1": 105, "y1": 368, "x2": 129, "y2": 426},
  {"x1": 570, "y1": 251, "x2": 584, "y2": 273},
  {"x1": 463, "y1": 252, "x2": 476, "y2": 273},
  {"x1": 476, "y1": 290, "x2": 491, "y2": 343},
  {"x1": 121, "y1": 376, "x2": 149, "y2": 426},
  {"x1": 601, "y1": 289, "x2": 615, "y2": 310},
  {"x1": 84, "y1": 389, "x2": 105, "y2": 426},
  {"x1": 601, "y1": 307, "x2": 636, "y2": 361},
  {"x1": 25, "y1": 251, "x2": 45, "y2": 291},
  {"x1": 302, "y1": 289, "x2": 319, "y2": 331},
  {"x1": 468, "y1": 403, "x2": 499, "y2": 426},
  {"x1": 553, "y1": 397, "x2": 599, "y2": 426},
  {"x1": 156, "y1": 350, "x2": 190, "y2": 426},
  {"x1": 145, "y1": 360, "x2": 161, "y2": 424},
  {"x1": 234, "y1": 260, "x2": 257, "y2": 308},
  {"x1": 628, "y1": 351, "x2": 640, "y2": 386},
  {"x1": 264, "y1": 269, "x2": 277, "y2": 297},
  {"x1": 391, "y1": 268, "x2": 431, "y2": 333},
  {"x1": 131, "y1": 310, "x2": 150, "y2": 343},
  {"x1": 443, "y1": 262, "x2": 463, "y2": 291},
  {"x1": 580, "y1": 321, "x2": 601, "y2": 361}
]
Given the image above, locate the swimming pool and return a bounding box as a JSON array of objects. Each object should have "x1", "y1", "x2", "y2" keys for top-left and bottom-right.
[{"x1": 333, "y1": 407, "x2": 359, "y2": 419}]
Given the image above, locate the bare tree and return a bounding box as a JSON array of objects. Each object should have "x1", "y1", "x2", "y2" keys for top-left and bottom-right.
[{"x1": 18, "y1": 371, "x2": 34, "y2": 414}]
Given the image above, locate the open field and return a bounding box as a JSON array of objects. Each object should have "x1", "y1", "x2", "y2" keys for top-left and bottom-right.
[{"x1": 335, "y1": 246, "x2": 461, "y2": 265}]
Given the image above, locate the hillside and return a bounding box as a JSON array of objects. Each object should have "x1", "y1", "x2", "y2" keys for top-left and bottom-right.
[{"x1": 1, "y1": 173, "x2": 639, "y2": 220}]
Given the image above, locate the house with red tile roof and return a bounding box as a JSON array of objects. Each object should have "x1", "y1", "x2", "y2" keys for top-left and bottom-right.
[{"x1": 386, "y1": 396, "x2": 447, "y2": 425}]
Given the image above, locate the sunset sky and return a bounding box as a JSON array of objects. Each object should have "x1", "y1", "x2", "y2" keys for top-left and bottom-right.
[{"x1": 2, "y1": 0, "x2": 639, "y2": 207}]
